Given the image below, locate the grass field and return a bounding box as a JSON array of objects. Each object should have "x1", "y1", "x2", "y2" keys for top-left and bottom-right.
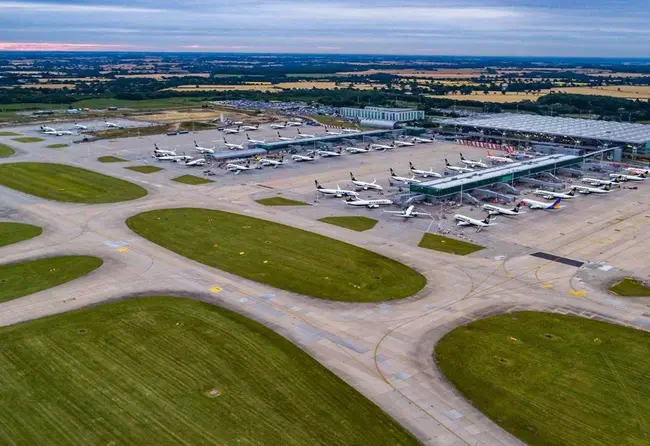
[
  {"x1": 11, "y1": 137, "x2": 44, "y2": 143},
  {"x1": 0, "y1": 163, "x2": 148, "y2": 203},
  {"x1": 127, "y1": 208, "x2": 426, "y2": 302},
  {"x1": 319, "y1": 216, "x2": 378, "y2": 232},
  {"x1": 0, "y1": 131, "x2": 20, "y2": 136},
  {"x1": 98, "y1": 155, "x2": 127, "y2": 163},
  {"x1": 46, "y1": 143, "x2": 68, "y2": 149},
  {"x1": 418, "y1": 233, "x2": 484, "y2": 255},
  {"x1": 0, "y1": 143, "x2": 15, "y2": 157},
  {"x1": 125, "y1": 165, "x2": 163, "y2": 174},
  {"x1": 255, "y1": 197, "x2": 310, "y2": 206},
  {"x1": 436, "y1": 311, "x2": 650, "y2": 446},
  {"x1": 0, "y1": 255, "x2": 102, "y2": 303},
  {"x1": 73, "y1": 97, "x2": 211, "y2": 110},
  {"x1": 311, "y1": 115, "x2": 364, "y2": 129},
  {"x1": 0, "y1": 222, "x2": 42, "y2": 248},
  {"x1": 0, "y1": 297, "x2": 419, "y2": 445},
  {"x1": 609, "y1": 277, "x2": 650, "y2": 296},
  {"x1": 172, "y1": 174, "x2": 214, "y2": 185}
]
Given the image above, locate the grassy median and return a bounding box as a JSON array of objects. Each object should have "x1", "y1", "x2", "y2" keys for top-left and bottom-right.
[
  {"x1": 418, "y1": 233, "x2": 483, "y2": 255},
  {"x1": 609, "y1": 277, "x2": 650, "y2": 296},
  {"x1": 256, "y1": 197, "x2": 310, "y2": 206},
  {"x1": 0, "y1": 143, "x2": 15, "y2": 157},
  {"x1": 0, "y1": 222, "x2": 42, "y2": 248},
  {"x1": 319, "y1": 216, "x2": 378, "y2": 232},
  {"x1": 172, "y1": 174, "x2": 214, "y2": 185}
]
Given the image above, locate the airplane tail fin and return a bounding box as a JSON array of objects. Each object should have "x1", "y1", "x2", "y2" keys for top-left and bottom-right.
[
  {"x1": 513, "y1": 202, "x2": 522, "y2": 213},
  {"x1": 604, "y1": 183, "x2": 611, "y2": 191},
  {"x1": 445, "y1": 159, "x2": 451, "y2": 166},
  {"x1": 314, "y1": 180, "x2": 322, "y2": 189},
  {"x1": 483, "y1": 215, "x2": 492, "y2": 224},
  {"x1": 549, "y1": 198, "x2": 562, "y2": 209},
  {"x1": 246, "y1": 134, "x2": 250, "y2": 140},
  {"x1": 390, "y1": 168, "x2": 396, "y2": 176},
  {"x1": 345, "y1": 195, "x2": 353, "y2": 202},
  {"x1": 460, "y1": 152, "x2": 465, "y2": 160},
  {"x1": 488, "y1": 151, "x2": 492, "y2": 156},
  {"x1": 349, "y1": 172, "x2": 356, "y2": 181},
  {"x1": 568, "y1": 188, "x2": 577, "y2": 196},
  {"x1": 154, "y1": 143, "x2": 159, "y2": 150},
  {"x1": 409, "y1": 161, "x2": 415, "y2": 169},
  {"x1": 640, "y1": 172, "x2": 648, "y2": 178}
]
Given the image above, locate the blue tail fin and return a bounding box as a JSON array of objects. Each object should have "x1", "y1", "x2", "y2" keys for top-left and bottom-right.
[{"x1": 548, "y1": 198, "x2": 562, "y2": 209}]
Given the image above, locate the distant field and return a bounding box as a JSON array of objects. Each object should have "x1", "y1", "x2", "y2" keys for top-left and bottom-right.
[
  {"x1": 115, "y1": 73, "x2": 211, "y2": 79},
  {"x1": 172, "y1": 175, "x2": 214, "y2": 185},
  {"x1": 338, "y1": 68, "x2": 486, "y2": 79},
  {"x1": 0, "y1": 297, "x2": 420, "y2": 445},
  {"x1": 73, "y1": 97, "x2": 211, "y2": 110},
  {"x1": 125, "y1": 165, "x2": 163, "y2": 174},
  {"x1": 427, "y1": 92, "x2": 547, "y2": 103},
  {"x1": 0, "y1": 143, "x2": 15, "y2": 157},
  {"x1": 0, "y1": 222, "x2": 42, "y2": 248},
  {"x1": 20, "y1": 84, "x2": 77, "y2": 89},
  {"x1": 554, "y1": 85, "x2": 650, "y2": 100},
  {"x1": 168, "y1": 81, "x2": 378, "y2": 92}
]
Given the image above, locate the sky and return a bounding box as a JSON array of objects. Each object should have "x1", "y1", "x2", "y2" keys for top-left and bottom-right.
[{"x1": 0, "y1": 0, "x2": 649, "y2": 57}]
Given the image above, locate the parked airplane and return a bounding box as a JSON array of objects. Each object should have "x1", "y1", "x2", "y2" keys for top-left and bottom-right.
[
  {"x1": 277, "y1": 131, "x2": 295, "y2": 141},
  {"x1": 610, "y1": 172, "x2": 647, "y2": 181},
  {"x1": 325, "y1": 129, "x2": 343, "y2": 135},
  {"x1": 533, "y1": 188, "x2": 578, "y2": 199},
  {"x1": 520, "y1": 198, "x2": 563, "y2": 210},
  {"x1": 314, "y1": 180, "x2": 358, "y2": 198},
  {"x1": 487, "y1": 151, "x2": 514, "y2": 164},
  {"x1": 185, "y1": 158, "x2": 207, "y2": 167},
  {"x1": 270, "y1": 123, "x2": 286, "y2": 129},
  {"x1": 232, "y1": 121, "x2": 244, "y2": 125},
  {"x1": 240, "y1": 125, "x2": 258, "y2": 131},
  {"x1": 460, "y1": 153, "x2": 488, "y2": 169},
  {"x1": 153, "y1": 143, "x2": 176, "y2": 156},
  {"x1": 571, "y1": 184, "x2": 612, "y2": 194},
  {"x1": 316, "y1": 148, "x2": 342, "y2": 158},
  {"x1": 223, "y1": 127, "x2": 240, "y2": 134},
  {"x1": 223, "y1": 138, "x2": 244, "y2": 150},
  {"x1": 286, "y1": 121, "x2": 303, "y2": 127},
  {"x1": 394, "y1": 139, "x2": 415, "y2": 147},
  {"x1": 296, "y1": 129, "x2": 315, "y2": 138},
  {"x1": 445, "y1": 159, "x2": 474, "y2": 173},
  {"x1": 345, "y1": 146, "x2": 370, "y2": 154},
  {"x1": 246, "y1": 134, "x2": 266, "y2": 144},
  {"x1": 344, "y1": 196, "x2": 393, "y2": 208},
  {"x1": 194, "y1": 141, "x2": 215, "y2": 154},
  {"x1": 390, "y1": 168, "x2": 421, "y2": 185},
  {"x1": 258, "y1": 156, "x2": 285, "y2": 168},
  {"x1": 157, "y1": 154, "x2": 193, "y2": 162},
  {"x1": 105, "y1": 121, "x2": 123, "y2": 129},
  {"x1": 384, "y1": 205, "x2": 431, "y2": 218},
  {"x1": 483, "y1": 202, "x2": 524, "y2": 216},
  {"x1": 454, "y1": 214, "x2": 496, "y2": 232},
  {"x1": 226, "y1": 161, "x2": 257, "y2": 174},
  {"x1": 349, "y1": 172, "x2": 383, "y2": 191},
  {"x1": 624, "y1": 167, "x2": 649, "y2": 176},
  {"x1": 43, "y1": 129, "x2": 74, "y2": 136},
  {"x1": 40, "y1": 125, "x2": 56, "y2": 133},
  {"x1": 292, "y1": 153, "x2": 315, "y2": 162},
  {"x1": 581, "y1": 177, "x2": 621, "y2": 187},
  {"x1": 412, "y1": 136, "x2": 433, "y2": 143},
  {"x1": 370, "y1": 143, "x2": 395, "y2": 151},
  {"x1": 343, "y1": 128, "x2": 361, "y2": 133},
  {"x1": 74, "y1": 123, "x2": 88, "y2": 130},
  {"x1": 409, "y1": 162, "x2": 442, "y2": 178}
]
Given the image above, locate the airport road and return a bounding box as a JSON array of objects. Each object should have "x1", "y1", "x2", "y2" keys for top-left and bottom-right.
[{"x1": 1, "y1": 124, "x2": 650, "y2": 445}]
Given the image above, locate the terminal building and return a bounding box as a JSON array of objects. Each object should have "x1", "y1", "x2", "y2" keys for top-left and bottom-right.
[{"x1": 340, "y1": 106, "x2": 424, "y2": 123}]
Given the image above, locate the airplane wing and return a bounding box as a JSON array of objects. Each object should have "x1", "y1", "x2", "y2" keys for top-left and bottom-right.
[
  {"x1": 456, "y1": 221, "x2": 471, "y2": 226},
  {"x1": 383, "y1": 211, "x2": 405, "y2": 215}
]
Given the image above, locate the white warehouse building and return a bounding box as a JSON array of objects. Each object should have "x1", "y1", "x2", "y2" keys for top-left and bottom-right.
[{"x1": 340, "y1": 106, "x2": 424, "y2": 122}]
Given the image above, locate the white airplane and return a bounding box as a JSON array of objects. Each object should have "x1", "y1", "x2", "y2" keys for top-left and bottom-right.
[
  {"x1": 292, "y1": 153, "x2": 315, "y2": 162},
  {"x1": 286, "y1": 121, "x2": 303, "y2": 127},
  {"x1": 258, "y1": 156, "x2": 285, "y2": 168},
  {"x1": 185, "y1": 158, "x2": 207, "y2": 167},
  {"x1": 316, "y1": 148, "x2": 342, "y2": 158},
  {"x1": 412, "y1": 136, "x2": 433, "y2": 143},
  {"x1": 270, "y1": 123, "x2": 286, "y2": 129},
  {"x1": 296, "y1": 129, "x2": 316, "y2": 139},
  {"x1": 460, "y1": 153, "x2": 488, "y2": 169},
  {"x1": 624, "y1": 167, "x2": 649, "y2": 176},
  {"x1": 277, "y1": 132, "x2": 295, "y2": 141},
  {"x1": 74, "y1": 123, "x2": 88, "y2": 130},
  {"x1": 314, "y1": 180, "x2": 358, "y2": 198},
  {"x1": 222, "y1": 138, "x2": 244, "y2": 150},
  {"x1": 240, "y1": 125, "x2": 258, "y2": 131},
  {"x1": 226, "y1": 161, "x2": 258, "y2": 174},
  {"x1": 454, "y1": 214, "x2": 496, "y2": 232},
  {"x1": 43, "y1": 129, "x2": 74, "y2": 136},
  {"x1": 409, "y1": 162, "x2": 442, "y2": 178},
  {"x1": 384, "y1": 205, "x2": 431, "y2": 218},
  {"x1": 520, "y1": 198, "x2": 563, "y2": 210},
  {"x1": 153, "y1": 143, "x2": 176, "y2": 156},
  {"x1": 445, "y1": 159, "x2": 474, "y2": 173},
  {"x1": 246, "y1": 134, "x2": 266, "y2": 144},
  {"x1": 349, "y1": 172, "x2": 383, "y2": 191},
  {"x1": 223, "y1": 127, "x2": 241, "y2": 134},
  {"x1": 194, "y1": 141, "x2": 215, "y2": 154},
  {"x1": 571, "y1": 184, "x2": 612, "y2": 194},
  {"x1": 157, "y1": 154, "x2": 193, "y2": 162},
  {"x1": 232, "y1": 121, "x2": 244, "y2": 125},
  {"x1": 345, "y1": 146, "x2": 370, "y2": 154},
  {"x1": 483, "y1": 202, "x2": 524, "y2": 216},
  {"x1": 390, "y1": 168, "x2": 421, "y2": 185},
  {"x1": 325, "y1": 129, "x2": 343, "y2": 135},
  {"x1": 344, "y1": 196, "x2": 393, "y2": 208},
  {"x1": 487, "y1": 151, "x2": 514, "y2": 164},
  {"x1": 343, "y1": 128, "x2": 361, "y2": 133},
  {"x1": 610, "y1": 172, "x2": 647, "y2": 182},
  {"x1": 533, "y1": 188, "x2": 578, "y2": 199},
  {"x1": 394, "y1": 139, "x2": 415, "y2": 147},
  {"x1": 105, "y1": 121, "x2": 123, "y2": 129},
  {"x1": 370, "y1": 143, "x2": 395, "y2": 151},
  {"x1": 581, "y1": 177, "x2": 621, "y2": 187},
  {"x1": 40, "y1": 125, "x2": 56, "y2": 133}
]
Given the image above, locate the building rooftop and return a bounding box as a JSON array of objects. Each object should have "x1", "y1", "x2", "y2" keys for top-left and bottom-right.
[
  {"x1": 258, "y1": 129, "x2": 393, "y2": 151},
  {"x1": 438, "y1": 113, "x2": 650, "y2": 145}
]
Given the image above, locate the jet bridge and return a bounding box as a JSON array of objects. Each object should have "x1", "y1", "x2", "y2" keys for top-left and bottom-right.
[{"x1": 516, "y1": 177, "x2": 564, "y2": 190}]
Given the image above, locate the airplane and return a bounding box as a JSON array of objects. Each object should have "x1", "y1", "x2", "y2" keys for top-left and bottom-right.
[
  {"x1": 581, "y1": 177, "x2": 621, "y2": 187},
  {"x1": 314, "y1": 180, "x2": 358, "y2": 198},
  {"x1": 445, "y1": 159, "x2": 474, "y2": 173},
  {"x1": 610, "y1": 172, "x2": 647, "y2": 182},
  {"x1": 370, "y1": 143, "x2": 395, "y2": 151},
  {"x1": 483, "y1": 202, "x2": 524, "y2": 216},
  {"x1": 571, "y1": 184, "x2": 612, "y2": 194},
  {"x1": 409, "y1": 162, "x2": 442, "y2": 178},
  {"x1": 390, "y1": 168, "x2": 421, "y2": 185},
  {"x1": 345, "y1": 146, "x2": 371, "y2": 154},
  {"x1": 286, "y1": 121, "x2": 303, "y2": 127},
  {"x1": 624, "y1": 167, "x2": 649, "y2": 176},
  {"x1": 533, "y1": 188, "x2": 578, "y2": 200},
  {"x1": 226, "y1": 161, "x2": 258, "y2": 174},
  {"x1": 520, "y1": 198, "x2": 563, "y2": 210},
  {"x1": 393, "y1": 139, "x2": 415, "y2": 147},
  {"x1": 460, "y1": 153, "x2": 488, "y2": 169},
  {"x1": 487, "y1": 151, "x2": 514, "y2": 164},
  {"x1": 43, "y1": 129, "x2": 74, "y2": 136},
  {"x1": 412, "y1": 136, "x2": 433, "y2": 143},
  {"x1": 223, "y1": 127, "x2": 241, "y2": 134},
  {"x1": 105, "y1": 121, "x2": 123, "y2": 129},
  {"x1": 185, "y1": 158, "x2": 207, "y2": 167},
  {"x1": 74, "y1": 123, "x2": 88, "y2": 130},
  {"x1": 270, "y1": 123, "x2": 286, "y2": 129},
  {"x1": 277, "y1": 131, "x2": 295, "y2": 141},
  {"x1": 325, "y1": 129, "x2": 343, "y2": 135},
  {"x1": 296, "y1": 129, "x2": 316, "y2": 139},
  {"x1": 349, "y1": 172, "x2": 383, "y2": 191},
  {"x1": 454, "y1": 214, "x2": 496, "y2": 232},
  {"x1": 258, "y1": 156, "x2": 285, "y2": 168},
  {"x1": 343, "y1": 128, "x2": 361, "y2": 133},
  {"x1": 232, "y1": 121, "x2": 244, "y2": 125},
  {"x1": 316, "y1": 148, "x2": 342, "y2": 158},
  {"x1": 222, "y1": 138, "x2": 244, "y2": 150},
  {"x1": 153, "y1": 143, "x2": 176, "y2": 156},
  {"x1": 384, "y1": 205, "x2": 432, "y2": 218},
  {"x1": 292, "y1": 153, "x2": 315, "y2": 162},
  {"x1": 344, "y1": 196, "x2": 393, "y2": 208},
  {"x1": 246, "y1": 134, "x2": 266, "y2": 144},
  {"x1": 157, "y1": 154, "x2": 193, "y2": 162},
  {"x1": 40, "y1": 125, "x2": 56, "y2": 133},
  {"x1": 194, "y1": 141, "x2": 215, "y2": 154},
  {"x1": 240, "y1": 125, "x2": 258, "y2": 131}
]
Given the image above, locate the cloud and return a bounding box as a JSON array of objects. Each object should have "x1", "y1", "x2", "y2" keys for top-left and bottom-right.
[
  {"x1": 0, "y1": 1, "x2": 163, "y2": 13},
  {"x1": 0, "y1": 42, "x2": 138, "y2": 50}
]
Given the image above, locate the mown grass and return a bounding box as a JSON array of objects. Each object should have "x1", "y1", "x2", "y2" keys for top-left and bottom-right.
[
  {"x1": 255, "y1": 197, "x2": 310, "y2": 206},
  {"x1": 436, "y1": 311, "x2": 650, "y2": 446},
  {"x1": 0, "y1": 131, "x2": 20, "y2": 136},
  {"x1": 46, "y1": 143, "x2": 68, "y2": 149},
  {"x1": 74, "y1": 97, "x2": 211, "y2": 110},
  {"x1": 0, "y1": 222, "x2": 42, "y2": 248},
  {"x1": 609, "y1": 277, "x2": 650, "y2": 296},
  {"x1": 127, "y1": 208, "x2": 426, "y2": 302},
  {"x1": 11, "y1": 137, "x2": 43, "y2": 143},
  {"x1": 0, "y1": 162, "x2": 147, "y2": 203},
  {"x1": 98, "y1": 155, "x2": 127, "y2": 163},
  {"x1": 125, "y1": 165, "x2": 163, "y2": 174},
  {"x1": 418, "y1": 233, "x2": 484, "y2": 255},
  {"x1": 0, "y1": 297, "x2": 419, "y2": 445},
  {"x1": 319, "y1": 216, "x2": 378, "y2": 232},
  {"x1": 0, "y1": 255, "x2": 102, "y2": 303},
  {"x1": 0, "y1": 143, "x2": 15, "y2": 157},
  {"x1": 172, "y1": 174, "x2": 214, "y2": 185},
  {"x1": 311, "y1": 115, "x2": 364, "y2": 129},
  {"x1": 93, "y1": 125, "x2": 169, "y2": 139}
]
